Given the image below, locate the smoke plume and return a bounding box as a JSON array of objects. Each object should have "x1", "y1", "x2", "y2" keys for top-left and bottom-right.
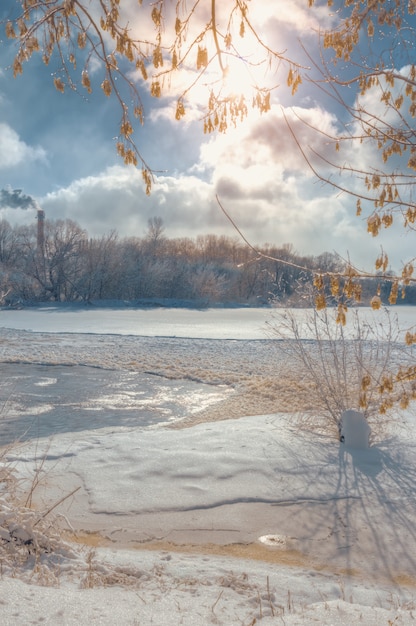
[{"x1": 0, "y1": 187, "x2": 40, "y2": 211}]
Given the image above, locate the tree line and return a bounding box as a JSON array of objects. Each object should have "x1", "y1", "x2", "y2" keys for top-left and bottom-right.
[{"x1": 0, "y1": 216, "x2": 414, "y2": 307}]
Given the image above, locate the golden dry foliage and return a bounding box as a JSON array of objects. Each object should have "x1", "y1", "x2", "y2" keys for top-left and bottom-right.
[
  {"x1": 309, "y1": 260, "x2": 416, "y2": 415},
  {"x1": 302, "y1": 2, "x2": 416, "y2": 414},
  {"x1": 304, "y1": 1, "x2": 416, "y2": 290},
  {"x1": 312, "y1": 265, "x2": 364, "y2": 321},
  {"x1": 305, "y1": 281, "x2": 416, "y2": 416},
  {"x1": 4, "y1": 1, "x2": 299, "y2": 192}
]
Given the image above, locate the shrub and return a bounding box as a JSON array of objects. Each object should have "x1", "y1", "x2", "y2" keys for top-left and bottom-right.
[{"x1": 266, "y1": 306, "x2": 411, "y2": 439}]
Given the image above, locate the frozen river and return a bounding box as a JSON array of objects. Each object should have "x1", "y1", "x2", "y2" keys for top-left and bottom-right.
[
  {"x1": 1, "y1": 303, "x2": 415, "y2": 445},
  {"x1": 0, "y1": 306, "x2": 275, "y2": 445},
  {"x1": 1, "y1": 303, "x2": 415, "y2": 339},
  {"x1": 0, "y1": 362, "x2": 233, "y2": 446},
  {"x1": 0, "y1": 305, "x2": 274, "y2": 339}
]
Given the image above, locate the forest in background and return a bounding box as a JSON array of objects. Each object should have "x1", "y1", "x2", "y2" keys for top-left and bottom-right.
[{"x1": 0, "y1": 216, "x2": 414, "y2": 307}]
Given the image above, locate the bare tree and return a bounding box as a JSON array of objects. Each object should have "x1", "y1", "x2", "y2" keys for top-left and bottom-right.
[
  {"x1": 76, "y1": 231, "x2": 120, "y2": 301},
  {"x1": 18, "y1": 218, "x2": 87, "y2": 301}
]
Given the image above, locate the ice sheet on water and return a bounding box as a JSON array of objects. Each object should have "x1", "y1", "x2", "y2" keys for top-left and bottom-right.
[
  {"x1": 0, "y1": 306, "x2": 273, "y2": 338},
  {"x1": 0, "y1": 363, "x2": 233, "y2": 446}
]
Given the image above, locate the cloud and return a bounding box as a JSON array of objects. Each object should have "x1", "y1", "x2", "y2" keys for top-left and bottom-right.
[
  {"x1": 0, "y1": 123, "x2": 46, "y2": 169},
  {"x1": 36, "y1": 100, "x2": 396, "y2": 270},
  {"x1": 40, "y1": 166, "x2": 218, "y2": 239},
  {"x1": 199, "y1": 105, "x2": 342, "y2": 177}
]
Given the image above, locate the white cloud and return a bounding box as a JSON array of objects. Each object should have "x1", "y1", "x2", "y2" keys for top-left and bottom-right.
[
  {"x1": 37, "y1": 100, "x2": 402, "y2": 271},
  {"x1": 0, "y1": 123, "x2": 46, "y2": 169},
  {"x1": 199, "y1": 105, "x2": 342, "y2": 176},
  {"x1": 250, "y1": 0, "x2": 335, "y2": 36},
  {"x1": 40, "y1": 166, "x2": 217, "y2": 239}
]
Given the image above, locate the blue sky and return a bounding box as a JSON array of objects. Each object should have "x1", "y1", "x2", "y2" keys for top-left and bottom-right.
[{"x1": 0, "y1": 1, "x2": 414, "y2": 272}]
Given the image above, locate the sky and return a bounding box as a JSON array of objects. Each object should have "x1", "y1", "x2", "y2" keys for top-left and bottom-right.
[{"x1": 0, "y1": 1, "x2": 415, "y2": 272}]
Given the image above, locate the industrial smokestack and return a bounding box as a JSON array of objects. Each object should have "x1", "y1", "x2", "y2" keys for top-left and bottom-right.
[{"x1": 37, "y1": 208, "x2": 45, "y2": 253}]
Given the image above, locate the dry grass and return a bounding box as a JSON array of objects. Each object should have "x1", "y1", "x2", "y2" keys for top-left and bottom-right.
[{"x1": 0, "y1": 428, "x2": 79, "y2": 583}]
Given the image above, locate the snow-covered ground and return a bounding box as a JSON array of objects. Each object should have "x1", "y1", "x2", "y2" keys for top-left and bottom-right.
[{"x1": 1, "y1": 305, "x2": 416, "y2": 625}]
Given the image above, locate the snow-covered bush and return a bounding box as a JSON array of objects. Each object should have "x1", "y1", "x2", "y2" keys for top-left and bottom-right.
[{"x1": 267, "y1": 306, "x2": 407, "y2": 440}]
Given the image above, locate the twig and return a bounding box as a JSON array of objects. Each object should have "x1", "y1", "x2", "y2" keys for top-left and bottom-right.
[
  {"x1": 216, "y1": 195, "x2": 312, "y2": 272},
  {"x1": 211, "y1": 588, "x2": 224, "y2": 614},
  {"x1": 267, "y1": 575, "x2": 275, "y2": 617},
  {"x1": 257, "y1": 588, "x2": 263, "y2": 619},
  {"x1": 33, "y1": 486, "x2": 81, "y2": 527}
]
